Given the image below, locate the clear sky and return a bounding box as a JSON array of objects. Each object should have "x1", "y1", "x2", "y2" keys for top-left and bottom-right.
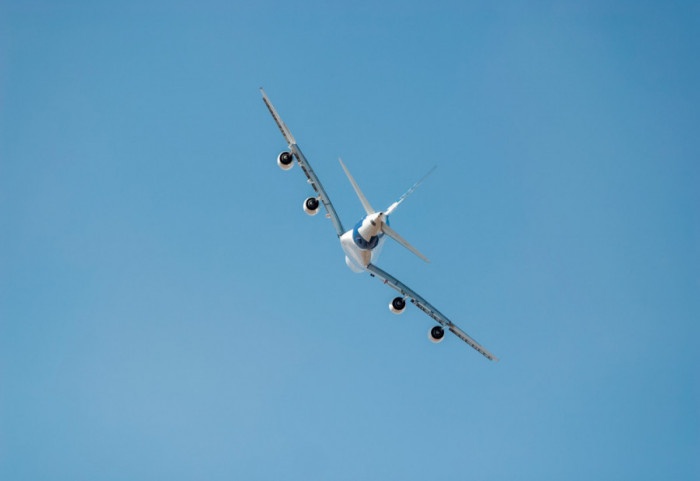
[{"x1": 1, "y1": 1, "x2": 698, "y2": 479}]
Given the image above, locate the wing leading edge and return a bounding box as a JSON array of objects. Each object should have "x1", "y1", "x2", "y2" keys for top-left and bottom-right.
[
  {"x1": 366, "y1": 263, "x2": 499, "y2": 361},
  {"x1": 260, "y1": 88, "x2": 345, "y2": 237}
]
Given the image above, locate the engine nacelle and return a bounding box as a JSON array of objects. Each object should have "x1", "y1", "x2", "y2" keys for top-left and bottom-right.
[
  {"x1": 277, "y1": 151, "x2": 294, "y2": 170},
  {"x1": 389, "y1": 297, "x2": 406, "y2": 314},
  {"x1": 428, "y1": 325, "x2": 445, "y2": 343},
  {"x1": 303, "y1": 197, "x2": 320, "y2": 216}
]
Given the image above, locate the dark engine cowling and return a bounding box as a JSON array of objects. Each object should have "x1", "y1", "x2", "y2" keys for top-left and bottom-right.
[
  {"x1": 428, "y1": 325, "x2": 445, "y2": 343},
  {"x1": 389, "y1": 296, "x2": 406, "y2": 314},
  {"x1": 303, "y1": 197, "x2": 320, "y2": 216},
  {"x1": 277, "y1": 151, "x2": 294, "y2": 170}
]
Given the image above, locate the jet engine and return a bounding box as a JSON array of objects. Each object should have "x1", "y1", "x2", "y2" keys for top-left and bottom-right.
[
  {"x1": 303, "y1": 197, "x2": 320, "y2": 216},
  {"x1": 389, "y1": 296, "x2": 406, "y2": 314},
  {"x1": 277, "y1": 151, "x2": 294, "y2": 170},
  {"x1": 428, "y1": 325, "x2": 445, "y2": 343}
]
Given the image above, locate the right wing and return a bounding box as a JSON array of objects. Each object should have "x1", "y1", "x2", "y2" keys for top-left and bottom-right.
[
  {"x1": 260, "y1": 88, "x2": 345, "y2": 237},
  {"x1": 366, "y1": 263, "x2": 499, "y2": 361}
]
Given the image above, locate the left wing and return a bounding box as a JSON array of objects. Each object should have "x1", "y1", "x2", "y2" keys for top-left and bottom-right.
[
  {"x1": 366, "y1": 263, "x2": 499, "y2": 361},
  {"x1": 260, "y1": 88, "x2": 345, "y2": 237}
]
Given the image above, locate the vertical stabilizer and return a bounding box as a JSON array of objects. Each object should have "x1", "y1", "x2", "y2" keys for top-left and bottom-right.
[{"x1": 385, "y1": 166, "x2": 436, "y2": 216}]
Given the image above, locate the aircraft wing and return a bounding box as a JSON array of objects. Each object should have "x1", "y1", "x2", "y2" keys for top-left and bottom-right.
[
  {"x1": 260, "y1": 88, "x2": 345, "y2": 237},
  {"x1": 366, "y1": 263, "x2": 499, "y2": 361}
]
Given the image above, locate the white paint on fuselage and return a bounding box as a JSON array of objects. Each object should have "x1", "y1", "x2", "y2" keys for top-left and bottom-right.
[
  {"x1": 341, "y1": 212, "x2": 387, "y2": 273},
  {"x1": 356, "y1": 212, "x2": 384, "y2": 241}
]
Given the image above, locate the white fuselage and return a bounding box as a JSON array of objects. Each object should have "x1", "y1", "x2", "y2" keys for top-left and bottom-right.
[{"x1": 340, "y1": 212, "x2": 387, "y2": 273}]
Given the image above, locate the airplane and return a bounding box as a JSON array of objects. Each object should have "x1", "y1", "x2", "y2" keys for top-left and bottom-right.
[{"x1": 260, "y1": 88, "x2": 498, "y2": 361}]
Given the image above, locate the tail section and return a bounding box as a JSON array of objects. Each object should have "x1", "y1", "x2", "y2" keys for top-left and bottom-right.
[
  {"x1": 381, "y1": 222, "x2": 430, "y2": 263},
  {"x1": 339, "y1": 158, "x2": 432, "y2": 263},
  {"x1": 339, "y1": 157, "x2": 375, "y2": 215},
  {"x1": 382, "y1": 166, "x2": 435, "y2": 262},
  {"x1": 385, "y1": 166, "x2": 436, "y2": 216}
]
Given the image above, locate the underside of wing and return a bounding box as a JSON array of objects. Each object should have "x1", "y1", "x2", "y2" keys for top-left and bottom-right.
[
  {"x1": 366, "y1": 263, "x2": 499, "y2": 361},
  {"x1": 291, "y1": 145, "x2": 345, "y2": 236},
  {"x1": 260, "y1": 88, "x2": 345, "y2": 237},
  {"x1": 260, "y1": 88, "x2": 296, "y2": 146}
]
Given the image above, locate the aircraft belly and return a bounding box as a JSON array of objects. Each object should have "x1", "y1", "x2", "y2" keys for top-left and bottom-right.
[
  {"x1": 370, "y1": 237, "x2": 386, "y2": 264},
  {"x1": 340, "y1": 231, "x2": 371, "y2": 272}
]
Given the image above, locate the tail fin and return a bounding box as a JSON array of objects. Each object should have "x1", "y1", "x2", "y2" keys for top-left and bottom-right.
[
  {"x1": 385, "y1": 166, "x2": 436, "y2": 216},
  {"x1": 339, "y1": 157, "x2": 375, "y2": 215}
]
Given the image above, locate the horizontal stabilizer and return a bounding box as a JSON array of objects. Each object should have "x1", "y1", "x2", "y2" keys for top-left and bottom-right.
[
  {"x1": 339, "y1": 157, "x2": 375, "y2": 215},
  {"x1": 381, "y1": 222, "x2": 429, "y2": 263}
]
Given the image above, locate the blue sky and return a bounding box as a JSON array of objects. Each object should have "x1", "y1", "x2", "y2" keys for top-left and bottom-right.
[{"x1": 1, "y1": 1, "x2": 698, "y2": 479}]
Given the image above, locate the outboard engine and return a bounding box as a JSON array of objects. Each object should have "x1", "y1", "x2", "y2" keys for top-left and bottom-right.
[
  {"x1": 303, "y1": 197, "x2": 320, "y2": 216},
  {"x1": 428, "y1": 325, "x2": 445, "y2": 343},
  {"x1": 389, "y1": 296, "x2": 406, "y2": 314},
  {"x1": 277, "y1": 151, "x2": 294, "y2": 170}
]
